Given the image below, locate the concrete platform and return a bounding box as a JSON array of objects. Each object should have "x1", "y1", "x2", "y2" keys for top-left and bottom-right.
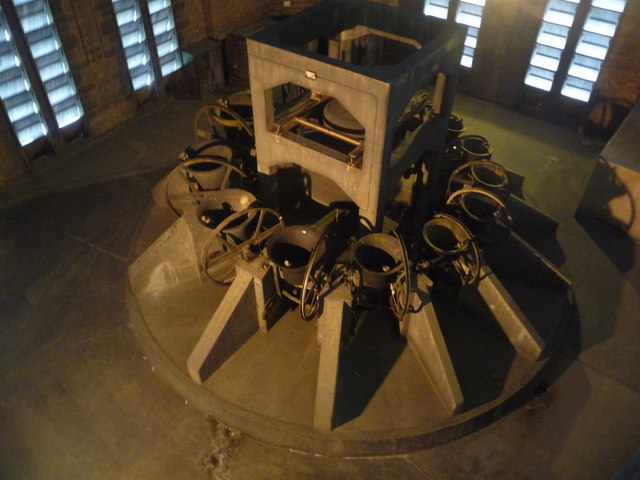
[
  {"x1": 1, "y1": 93, "x2": 639, "y2": 479},
  {"x1": 126, "y1": 177, "x2": 573, "y2": 455}
]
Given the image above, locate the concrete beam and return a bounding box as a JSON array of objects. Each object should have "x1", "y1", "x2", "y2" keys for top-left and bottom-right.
[
  {"x1": 187, "y1": 266, "x2": 259, "y2": 384},
  {"x1": 405, "y1": 275, "x2": 464, "y2": 416},
  {"x1": 187, "y1": 258, "x2": 278, "y2": 384},
  {"x1": 314, "y1": 283, "x2": 353, "y2": 432},
  {"x1": 476, "y1": 265, "x2": 546, "y2": 362},
  {"x1": 128, "y1": 216, "x2": 200, "y2": 295}
]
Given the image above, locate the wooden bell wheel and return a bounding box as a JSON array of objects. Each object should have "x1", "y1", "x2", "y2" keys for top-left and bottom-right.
[{"x1": 200, "y1": 207, "x2": 284, "y2": 285}]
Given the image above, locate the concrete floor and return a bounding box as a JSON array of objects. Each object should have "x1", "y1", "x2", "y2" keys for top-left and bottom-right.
[{"x1": 1, "y1": 92, "x2": 639, "y2": 479}]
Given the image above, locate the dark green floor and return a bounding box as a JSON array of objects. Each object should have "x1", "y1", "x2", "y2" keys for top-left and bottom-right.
[{"x1": 1, "y1": 93, "x2": 639, "y2": 479}]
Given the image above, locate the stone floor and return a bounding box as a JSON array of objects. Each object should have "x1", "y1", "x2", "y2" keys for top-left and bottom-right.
[{"x1": 1, "y1": 92, "x2": 639, "y2": 479}]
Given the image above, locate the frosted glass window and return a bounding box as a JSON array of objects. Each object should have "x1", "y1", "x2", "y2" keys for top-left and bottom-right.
[
  {"x1": 525, "y1": 0, "x2": 578, "y2": 91},
  {"x1": 14, "y1": 0, "x2": 83, "y2": 128},
  {"x1": 561, "y1": 1, "x2": 626, "y2": 101},
  {"x1": 423, "y1": 0, "x2": 486, "y2": 67},
  {"x1": 0, "y1": 5, "x2": 47, "y2": 145},
  {"x1": 149, "y1": 0, "x2": 182, "y2": 76},
  {"x1": 526, "y1": 0, "x2": 627, "y2": 102},
  {"x1": 112, "y1": 0, "x2": 181, "y2": 90},
  {"x1": 112, "y1": 0, "x2": 154, "y2": 90},
  {"x1": 423, "y1": 0, "x2": 450, "y2": 19}
]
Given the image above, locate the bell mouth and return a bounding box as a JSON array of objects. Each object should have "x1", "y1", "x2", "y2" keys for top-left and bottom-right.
[
  {"x1": 470, "y1": 162, "x2": 508, "y2": 188},
  {"x1": 422, "y1": 215, "x2": 472, "y2": 255},
  {"x1": 459, "y1": 191, "x2": 503, "y2": 223},
  {"x1": 184, "y1": 157, "x2": 230, "y2": 190},
  {"x1": 354, "y1": 233, "x2": 403, "y2": 289},
  {"x1": 182, "y1": 140, "x2": 233, "y2": 162},
  {"x1": 448, "y1": 114, "x2": 465, "y2": 134},
  {"x1": 187, "y1": 161, "x2": 223, "y2": 172},
  {"x1": 267, "y1": 226, "x2": 325, "y2": 286},
  {"x1": 322, "y1": 98, "x2": 365, "y2": 139},
  {"x1": 196, "y1": 189, "x2": 257, "y2": 233},
  {"x1": 459, "y1": 135, "x2": 492, "y2": 161}
]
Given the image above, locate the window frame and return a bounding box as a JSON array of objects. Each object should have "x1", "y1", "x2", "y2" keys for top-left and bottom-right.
[
  {"x1": 111, "y1": 0, "x2": 182, "y2": 101},
  {"x1": 524, "y1": 0, "x2": 628, "y2": 103},
  {"x1": 423, "y1": 0, "x2": 487, "y2": 68},
  {"x1": 0, "y1": 0, "x2": 85, "y2": 159}
]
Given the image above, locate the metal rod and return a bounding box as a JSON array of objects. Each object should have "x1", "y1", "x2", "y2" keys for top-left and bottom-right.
[{"x1": 293, "y1": 117, "x2": 362, "y2": 146}]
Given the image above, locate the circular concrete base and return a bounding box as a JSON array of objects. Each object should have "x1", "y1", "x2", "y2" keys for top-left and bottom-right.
[{"x1": 127, "y1": 202, "x2": 573, "y2": 456}]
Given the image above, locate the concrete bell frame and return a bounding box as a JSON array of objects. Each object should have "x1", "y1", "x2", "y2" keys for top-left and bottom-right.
[{"x1": 247, "y1": 0, "x2": 466, "y2": 228}]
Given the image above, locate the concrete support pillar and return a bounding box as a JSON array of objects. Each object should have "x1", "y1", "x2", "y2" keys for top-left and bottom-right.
[
  {"x1": 187, "y1": 258, "x2": 276, "y2": 384},
  {"x1": 404, "y1": 275, "x2": 464, "y2": 416},
  {"x1": 314, "y1": 283, "x2": 353, "y2": 432},
  {"x1": 476, "y1": 265, "x2": 546, "y2": 362}
]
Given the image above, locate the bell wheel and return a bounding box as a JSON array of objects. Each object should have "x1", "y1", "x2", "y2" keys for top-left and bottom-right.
[
  {"x1": 300, "y1": 231, "x2": 331, "y2": 321},
  {"x1": 201, "y1": 207, "x2": 284, "y2": 285},
  {"x1": 389, "y1": 231, "x2": 410, "y2": 319}
]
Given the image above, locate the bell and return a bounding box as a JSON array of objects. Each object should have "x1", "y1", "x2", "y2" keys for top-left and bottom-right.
[
  {"x1": 322, "y1": 98, "x2": 365, "y2": 139},
  {"x1": 446, "y1": 134, "x2": 492, "y2": 164},
  {"x1": 470, "y1": 161, "x2": 509, "y2": 190},
  {"x1": 267, "y1": 226, "x2": 325, "y2": 286},
  {"x1": 197, "y1": 189, "x2": 257, "y2": 239},
  {"x1": 422, "y1": 215, "x2": 473, "y2": 256},
  {"x1": 354, "y1": 233, "x2": 403, "y2": 289},
  {"x1": 181, "y1": 139, "x2": 233, "y2": 162},
  {"x1": 459, "y1": 190, "x2": 503, "y2": 223},
  {"x1": 183, "y1": 157, "x2": 230, "y2": 191},
  {"x1": 446, "y1": 114, "x2": 465, "y2": 145}
]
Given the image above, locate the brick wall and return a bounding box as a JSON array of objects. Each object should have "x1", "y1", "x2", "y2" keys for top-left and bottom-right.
[
  {"x1": 272, "y1": 0, "x2": 323, "y2": 16},
  {"x1": 594, "y1": 1, "x2": 640, "y2": 105},
  {"x1": 1, "y1": 0, "x2": 639, "y2": 187},
  {"x1": 579, "y1": 0, "x2": 640, "y2": 136},
  {"x1": 202, "y1": 0, "x2": 274, "y2": 39},
  {"x1": 0, "y1": 114, "x2": 28, "y2": 186},
  {"x1": 173, "y1": 0, "x2": 208, "y2": 46},
  {"x1": 0, "y1": 0, "x2": 139, "y2": 186},
  {"x1": 0, "y1": 0, "x2": 210, "y2": 187},
  {"x1": 52, "y1": 0, "x2": 138, "y2": 137},
  {"x1": 461, "y1": 0, "x2": 547, "y2": 107}
]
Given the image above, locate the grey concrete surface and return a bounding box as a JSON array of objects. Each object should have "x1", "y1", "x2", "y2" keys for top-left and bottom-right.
[{"x1": 1, "y1": 92, "x2": 639, "y2": 479}]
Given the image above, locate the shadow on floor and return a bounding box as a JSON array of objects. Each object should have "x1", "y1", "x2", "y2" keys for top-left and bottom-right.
[
  {"x1": 576, "y1": 215, "x2": 640, "y2": 295},
  {"x1": 332, "y1": 310, "x2": 407, "y2": 428},
  {"x1": 432, "y1": 291, "x2": 516, "y2": 412}
]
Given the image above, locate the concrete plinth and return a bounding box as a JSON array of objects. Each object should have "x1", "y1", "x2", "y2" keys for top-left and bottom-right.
[
  {"x1": 405, "y1": 275, "x2": 464, "y2": 416},
  {"x1": 577, "y1": 99, "x2": 640, "y2": 242},
  {"x1": 127, "y1": 201, "x2": 573, "y2": 456}
]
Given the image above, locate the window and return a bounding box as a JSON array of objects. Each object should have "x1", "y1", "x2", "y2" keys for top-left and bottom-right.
[
  {"x1": 113, "y1": 0, "x2": 154, "y2": 90},
  {"x1": 561, "y1": 0, "x2": 626, "y2": 101},
  {"x1": 423, "y1": 0, "x2": 449, "y2": 19},
  {"x1": 148, "y1": 0, "x2": 181, "y2": 77},
  {"x1": 0, "y1": 0, "x2": 83, "y2": 146},
  {"x1": 525, "y1": 0, "x2": 627, "y2": 102},
  {"x1": 0, "y1": 7, "x2": 47, "y2": 145},
  {"x1": 112, "y1": 0, "x2": 181, "y2": 91},
  {"x1": 423, "y1": 0, "x2": 486, "y2": 67}
]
